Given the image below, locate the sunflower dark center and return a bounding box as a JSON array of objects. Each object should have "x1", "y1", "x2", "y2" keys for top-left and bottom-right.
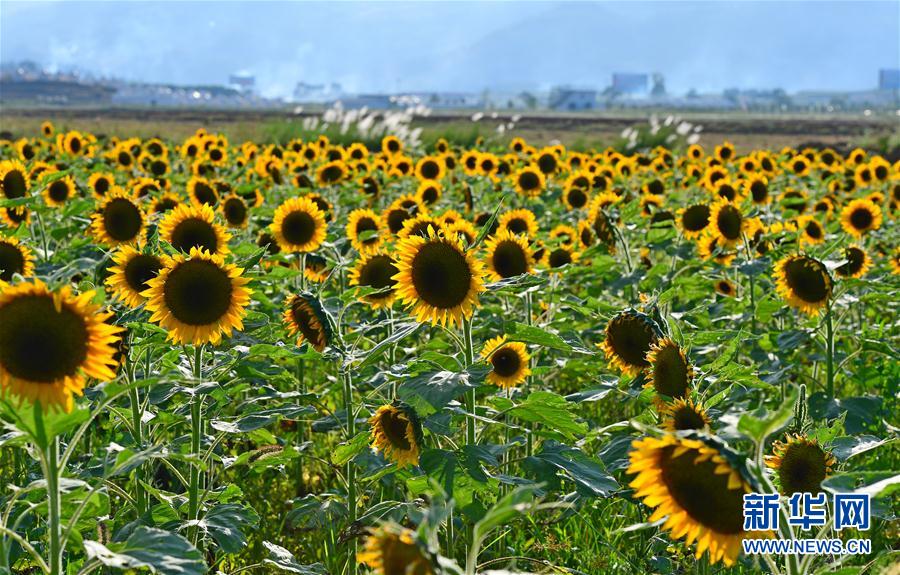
[
  {"x1": 223, "y1": 198, "x2": 247, "y2": 225},
  {"x1": 652, "y1": 345, "x2": 690, "y2": 398},
  {"x1": 0, "y1": 242, "x2": 25, "y2": 281},
  {"x1": 94, "y1": 178, "x2": 110, "y2": 195},
  {"x1": 117, "y1": 151, "x2": 133, "y2": 167},
  {"x1": 387, "y1": 209, "x2": 411, "y2": 234},
  {"x1": 380, "y1": 410, "x2": 411, "y2": 450},
  {"x1": 836, "y1": 247, "x2": 865, "y2": 277},
  {"x1": 682, "y1": 205, "x2": 710, "y2": 231},
  {"x1": 491, "y1": 240, "x2": 528, "y2": 278},
  {"x1": 281, "y1": 211, "x2": 317, "y2": 245},
  {"x1": 537, "y1": 154, "x2": 557, "y2": 174},
  {"x1": 171, "y1": 218, "x2": 219, "y2": 253},
  {"x1": 0, "y1": 295, "x2": 88, "y2": 382},
  {"x1": 804, "y1": 221, "x2": 822, "y2": 239},
  {"x1": 410, "y1": 241, "x2": 472, "y2": 310},
  {"x1": 716, "y1": 205, "x2": 742, "y2": 240},
  {"x1": 420, "y1": 161, "x2": 440, "y2": 180},
  {"x1": 193, "y1": 183, "x2": 218, "y2": 206},
  {"x1": 102, "y1": 198, "x2": 143, "y2": 241},
  {"x1": 154, "y1": 197, "x2": 178, "y2": 213},
  {"x1": 420, "y1": 186, "x2": 439, "y2": 204},
  {"x1": 660, "y1": 445, "x2": 744, "y2": 535},
  {"x1": 567, "y1": 188, "x2": 587, "y2": 208},
  {"x1": 69, "y1": 138, "x2": 82, "y2": 154},
  {"x1": 849, "y1": 207, "x2": 873, "y2": 230},
  {"x1": 359, "y1": 255, "x2": 398, "y2": 299},
  {"x1": 670, "y1": 406, "x2": 706, "y2": 430},
  {"x1": 355, "y1": 217, "x2": 379, "y2": 244},
  {"x1": 150, "y1": 160, "x2": 167, "y2": 176},
  {"x1": 778, "y1": 443, "x2": 827, "y2": 495},
  {"x1": 548, "y1": 248, "x2": 572, "y2": 268},
  {"x1": 784, "y1": 258, "x2": 830, "y2": 303},
  {"x1": 124, "y1": 254, "x2": 162, "y2": 293},
  {"x1": 491, "y1": 347, "x2": 521, "y2": 377},
  {"x1": 48, "y1": 180, "x2": 71, "y2": 203},
  {"x1": 506, "y1": 218, "x2": 529, "y2": 235},
  {"x1": 209, "y1": 149, "x2": 223, "y2": 162},
  {"x1": 607, "y1": 316, "x2": 657, "y2": 368},
  {"x1": 321, "y1": 165, "x2": 343, "y2": 183},
  {"x1": 647, "y1": 180, "x2": 664, "y2": 195},
  {"x1": 163, "y1": 260, "x2": 233, "y2": 325},
  {"x1": 3, "y1": 170, "x2": 27, "y2": 199}
]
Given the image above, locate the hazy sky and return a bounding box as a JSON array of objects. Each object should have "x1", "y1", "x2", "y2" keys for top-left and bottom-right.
[{"x1": 2, "y1": 1, "x2": 898, "y2": 98}]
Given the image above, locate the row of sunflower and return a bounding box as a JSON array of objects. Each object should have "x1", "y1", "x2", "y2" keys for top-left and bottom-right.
[{"x1": 0, "y1": 120, "x2": 897, "y2": 574}]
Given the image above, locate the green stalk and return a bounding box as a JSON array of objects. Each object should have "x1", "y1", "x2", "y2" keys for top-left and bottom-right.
[
  {"x1": 825, "y1": 301, "x2": 835, "y2": 398},
  {"x1": 128, "y1": 386, "x2": 146, "y2": 516},
  {"x1": 342, "y1": 368, "x2": 357, "y2": 575},
  {"x1": 295, "y1": 356, "x2": 307, "y2": 496},
  {"x1": 462, "y1": 316, "x2": 476, "y2": 447},
  {"x1": 188, "y1": 345, "x2": 203, "y2": 544},
  {"x1": 524, "y1": 292, "x2": 534, "y2": 458},
  {"x1": 47, "y1": 436, "x2": 62, "y2": 575}
]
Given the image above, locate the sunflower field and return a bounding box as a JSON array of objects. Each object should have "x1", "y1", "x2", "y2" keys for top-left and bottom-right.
[{"x1": 0, "y1": 122, "x2": 897, "y2": 575}]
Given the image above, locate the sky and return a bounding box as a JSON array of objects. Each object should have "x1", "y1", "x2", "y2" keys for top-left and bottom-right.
[{"x1": 2, "y1": 1, "x2": 899, "y2": 99}]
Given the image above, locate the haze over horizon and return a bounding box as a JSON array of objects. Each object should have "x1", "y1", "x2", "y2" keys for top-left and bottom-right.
[{"x1": 2, "y1": 0, "x2": 898, "y2": 99}]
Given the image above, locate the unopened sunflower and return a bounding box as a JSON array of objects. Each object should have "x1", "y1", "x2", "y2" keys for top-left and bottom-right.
[
  {"x1": 369, "y1": 402, "x2": 422, "y2": 468},
  {"x1": 773, "y1": 254, "x2": 832, "y2": 316},
  {"x1": 766, "y1": 434, "x2": 836, "y2": 495},
  {"x1": 480, "y1": 335, "x2": 531, "y2": 388}
]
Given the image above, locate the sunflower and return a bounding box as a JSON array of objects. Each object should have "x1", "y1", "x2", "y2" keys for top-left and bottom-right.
[
  {"x1": 41, "y1": 121, "x2": 54, "y2": 137},
  {"x1": 131, "y1": 176, "x2": 162, "y2": 199},
  {"x1": 834, "y1": 245, "x2": 871, "y2": 279},
  {"x1": 43, "y1": 175, "x2": 77, "y2": 207},
  {"x1": 0, "y1": 207, "x2": 30, "y2": 229},
  {"x1": 384, "y1": 206, "x2": 413, "y2": 236},
  {"x1": 271, "y1": 197, "x2": 327, "y2": 254},
  {"x1": 187, "y1": 176, "x2": 219, "y2": 207},
  {"x1": 342, "y1": 209, "x2": 381, "y2": 253},
  {"x1": 546, "y1": 246, "x2": 579, "y2": 271},
  {"x1": 788, "y1": 155, "x2": 811, "y2": 177},
  {"x1": 697, "y1": 234, "x2": 736, "y2": 267},
  {"x1": 600, "y1": 309, "x2": 661, "y2": 376},
  {"x1": 219, "y1": 194, "x2": 250, "y2": 228},
  {"x1": 714, "y1": 279, "x2": 736, "y2": 297},
  {"x1": 282, "y1": 293, "x2": 332, "y2": 351},
  {"x1": 708, "y1": 200, "x2": 744, "y2": 247},
  {"x1": 348, "y1": 251, "x2": 398, "y2": 309},
  {"x1": 415, "y1": 156, "x2": 445, "y2": 181},
  {"x1": 483, "y1": 229, "x2": 533, "y2": 281},
  {"x1": 90, "y1": 189, "x2": 146, "y2": 247},
  {"x1": 535, "y1": 149, "x2": 559, "y2": 175},
  {"x1": 744, "y1": 174, "x2": 770, "y2": 205},
  {"x1": 393, "y1": 226, "x2": 484, "y2": 327},
  {"x1": 159, "y1": 203, "x2": 231, "y2": 256},
  {"x1": 765, "y1": 435, "x2": 836, "y2": 496},
  {"x1": 369, "y1": 402, "x2": 423, "y2": 468},
  {"x1": 0, "y1": 280, "x2": 122, "y2": 412},
  {"x1": 588, "y1": 200, "x2": 617, "y2": 251},
  {"x1": 628, "y1": 435, "x2": 758, "y2": 566},
  {"x1": 151, "y1": 192, "x2": 182, "y2": 214},
  {"x1": 660, "y1": 398, "x2": 711, "y2": 431},
  {"x1": 678, "y1": 204, "x2": 711, "y2": 239},
  {"x1": 415, "y1": 180, "x2": 442, "y2": 206},
  {"x1": 644, "y1": 337, "x2": 693, "y2": 399},
  {"x1": 357, "y1": 523, "x2": 435, "y2": 575},
  {"x1": 498, "y1": 208, "x2": 539, "y2": 237},
  {"x1": 773, "y1": 254, "x2": 832, "y2": 316},
  {"x1": 88, "y1": 172, "x2": 115, "y2": 199},
  {"x1": 443, "y1": 220, "x2": 477, "y2": 248},
  {"x1": 0, "y1": 235, "x2": 34, "y2": 281},
  {"x1": 480, "y1": 335, "x2": 531, "y2": 388},
  {"x1": 796, "y1": 215, "x2": 825, "y2": 246},
  {"x1": 381, "y1": 135, "x2": 403, "y2": 156},
  {"x1": 562, "y1": 181, "x2": 591, "y2": 210},
  {"x1": 142, "y1": 248, "x2": 251, "y2": 345},
  {"x1": 513, "y1": 166, "x2": 545, "y2": 197},
  {"x1": 398, "y1": 214, "x2": 444, "y2": 240},
  {"x1": 105, "y1": 246, "x2": 163, "y2": 309},
  {"x1": 714, "y1": 142, "x2": 735, "y2": 163},
  {"x1": 316, "y1": 160, "x2": 347, "y2": 186},
  {"x1": 839, "y1": 198, "x2": 882, "y2": 238}
]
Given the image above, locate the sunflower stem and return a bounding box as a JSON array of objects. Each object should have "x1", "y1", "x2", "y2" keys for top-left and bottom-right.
[
  {"x1": 188, "y1": 344, "x2": 204, "y2": 545},
  {"x1": 295, "y1": 356, "x2": 306, "y2": 496},
  {"x1": 463, "y1": 316, "x2": 476, "y2": 447},
  {"x1": 342, "y1": 368, "x2": 357, "y2": 575},
  {"x1": 128, "y1": 385, "x2": 146, "y2": 517},
  {"x1": 825, "y1": 301, "x2": 834, "y2": 398},
  {"x1": 46, "y1": 434, "x2": 62, "y2": 575},
  {"x1": 524, "y1": 291, "x2": 534, "y2": 458}
]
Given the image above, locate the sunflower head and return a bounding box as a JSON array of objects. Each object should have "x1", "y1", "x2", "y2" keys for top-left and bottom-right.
[
  {"x1": 774, "y1": 254, "x2": 832, "y2": 316},
  {"x1": 765, "y1": 434, "x2": 836, "y2": 496},
  {"x1": 480, "y1": 335, "x2": 531, "y2": 388},
  {"x1": 357, "y1": 523, "x2": 435, "y2": 575},
  {"x1": 498, "y1": 208, "x2": 538, "y2": 237},
  {"x1": 840, "y1": 198, "x2": 882, "y2": 238},
  {"x1": 106, "y1": 246, "x2": 163, "y2": 309},
  {"x1": 708, "y1": 200, "x2": 744, "y2": 247},
  {"x1": 0, "y1": 280, "x2": 122, "y2": 412},
  {"x1": 834, "y1": 245, "x2": 871, "y2": 279},
  {"x1": 644, "y1": 337, "x2": 693, "y2": 400},
  {"x1": 271, "y1": 196, "x2": 327, "y2": 253},
  {"x1": 90, "y1": 188, "x2": 147, "y2": 247},
  {"x1": 348, "y1": 251, "x2": 399, "y2": 310},
  {"x1": 482, "y1": 229, "x2": 534, "y2": 281},
  {"x1": 660, "y1": 398, "x2": 711, "y2": 431},
  {"x1": 678, "y1": 204, "x2": 711, "y2": 239},
  {"x1": 601, "y1": 309, "x2": 662, "y2": 376},
  {"x1": 0, "y1": 235, "x2": 34, "y2": 282},
  {"x1": 283, "y1": 292, "x2": 333, "y2": 352},
  {"x1": 369, "y1": 401, "x2": 423, "y2": 468},
  {"x1": 514, "y1": 166, "x2": 545, "y2": 197},
  {"x1": 346, "y1": 208, "x2": 383, "y2": 253},
  {"x1": 628, "y1": 434, "x2": 762, "y2": 566},
  {"x1": 393, "y1": 226, "x2": 484, "y2": 327},
  {"x1": 43, "y1": 175, "x2": 77, "y2": 207},
  {"x1": 220, "y1": 194, "x2": 250, "y2": 228},
  {"x1": 714, "y1": 279, "x2": 736, "y2": 297},
  {"x1": 142, "y1": 248, "x2": 251, "y2": 345},
  {"x1": 0, "y1": 160, "x2": 31, "y2": 201}
]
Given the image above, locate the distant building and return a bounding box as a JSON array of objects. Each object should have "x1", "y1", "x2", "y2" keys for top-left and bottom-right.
[
  {"x1": 407, "y1": 92, "x2": 483, "y2": 109},
  {"x1": 294, "y1": 81, "x2": 342, "y2": 103},
  {"x1": 612, "y1": 73, "x2": 649, "y2": 96},
  {"x1": 229, "y1": 74, "x2": 255, "y2": 93},
  {"x1": 879, "y1": 69, "x2": 900, "y2": 91},
  {"x1": 334, "y1": 94, "x2": 394, "y2": 110},
  {"x1": 548, "y1": 87, "x2": 597, "y2": 110}
]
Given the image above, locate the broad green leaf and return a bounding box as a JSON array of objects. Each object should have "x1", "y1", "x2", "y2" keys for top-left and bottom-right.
[
  {"x1": 506, "y1": 322, "x2": 572, "y2": 352},
  {"x1": 84, "y1": 526, "x2": 204, "y2": 575},
  {"x1": 332, "y1": 431, "x2": 370, "y2": 465},
  {"x1": 263, "y1": 541, "x2": 328, "y2": 574},
  {"x1": 508, "y1": 391, "x2": 587, "y2": 440},
  {"x1": 737, "y1": 386, "x2": 797, "y2": 445}
]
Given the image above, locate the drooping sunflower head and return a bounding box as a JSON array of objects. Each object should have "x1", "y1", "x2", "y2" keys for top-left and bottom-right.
[
  {"x1": 393, "y1": 226, "x2": 485, "y2": 327},
  {"x1": 774, "y1": 254, "x2": 832, "y2": 316},
  {"x1": 482, "y1": 229, "x2": 533, "y2": 281},
  {"x1": 159, "y1": 203, "x2": 231, "y2": 256},
  {"x1": 348, "y1": 251, "x2": 399, "y2": 310},
  {"x1": 0, "y1": 235, "x2": 34, "y2": 282},
  {"x1": 834, "y1": 245, "x2": 871, "y2": 279},
  {"x1": 644, "y1": 337, "x2": 693, "y2": 400},
  {"x1": 708, "y1": 200, "x2": 744, "y2": 247},
  {"x1": 840, "y1": 198, "x2": 882, "y2": 238},
  {"x1": 628, "y1": 434, "x2": 759, "y2": 566},
  {"x1": 357, "y1": 523, "x2": 435, "y2": 575},
  {"x1": 480, "y1": 335, "x2": 531, "y2": 388},
  {"x1": 765, "y1": 434, "x2": 836, "y2": 496},
  {"x1": 271, "y1": 196, "x2": 327, "y2": 253},
  {"x1": 283, "y1": 292, "x2": 332, "y2": 352},
  {"x1": 601, "y1": 309, "x2": 662, "y2": 376},
  {"x1": 660, "y1": 398, "x2": 711, "y2": 431},
  {"x1": 219, "y1": 194, "x2": 250, "y2": 228},
  {"x1": 0, "y1": 280, "x2": 122, "y2": 412},
  {"x1": 90, "y1": 188, "x2": 147, "y2": 247},
  {"x1": 105, "y1": 246, "x2": 163, "y2": 309},
  {"x1": 142, "y1": 247, "x2": 251, "y2": 345},
  {"x1": 369, "y1": 402, "x2": 423, "y2": 468}
]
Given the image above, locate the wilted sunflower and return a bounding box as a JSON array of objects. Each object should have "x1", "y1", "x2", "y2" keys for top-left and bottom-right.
[
  {"x1": 498, "y1": 208, "x2": 539, "y2": 237},
  {"x1": 483, "y1": 229, "x2": 533, "y2": 281},
  {"x1": 480, "y1": 335, "x2": 531, "y2": 388},
  {"x1": 0, "y1": 236, "x2": 34, "y2": 282},
  {"x1": 349, "y1": 251, "x2": 399, "y2": 309},
  {"x1": 514, "y1": 166, "x2": 545, "y2": 197},
  {"x1": 773, "y1": 254, "x2": 832, "y2": 316},
  {"x1": 628, "y1": 435, "x2": 758, "y2": 566},
  {"x1": 644, "y1": 337, "x2": 693, "y2": 399},
  {"x1": 90, "y1": 189, "x2": 146, "y2": 247},
  {"x1": 159, "y1": 203, "x2": 231, "y2": 256},
  {"x1": 600, "y1": 309, "x2": 661, "y2": 376},
  {"x1": 839, "y1": 198, "x2": 882, "y2": 238},
  {"x1": 346, "y1": 209, "x2": 383, "y2": 252},
  {"x1": 834, "y1": 245, "x2": 871, "y2": 279},
  {"x1": 0, "y1": 280, "x2": 122, "y2": 412},
  {"x1": 678, "y1": 204, "x2": 711, "y2": 239},
  {"x1": 708, "y1": 200, "x2": 744, "y2": 247},
  {"x1": 105, "y1": 246, "x2": 163, "y2": 308},
  {"x1": 369, "y1": 402, "x2": 423, "y2": 468},
  {"x1": 394, "y1": 226, "x2": 485, "y2": 327},
  {"x1": 358, "y1": 523, "x2": 435, "y2": 575},
  {"x1": 660, "y1": 398, "x2": 711, "y2": 431},
  {"x1": 43, "y1": 175, "x2": 77, "y2": 207},
  {"x1": 271, "y1": 197, "x2": 327, "y2": 253},
  {"x1": 283, "y1": 292, "x2": 332, "y2": 351},
  {"x1": 142, "y1": 248, "x2": 251, "y2": 345},
  {"x1": 765, "y1": 435, "x2": 836, "y2": 496}
]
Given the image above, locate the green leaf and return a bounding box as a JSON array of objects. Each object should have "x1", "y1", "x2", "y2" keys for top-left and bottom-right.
[
  {"x1": 332, "y1": 431, "x2": 370, "y2": 465},
  {"x1": 352, "y1": 322, "x2": 420, "y2": 369},
  {"x1": 525, "y1": 441, "x2": 618, "y2": 497},
  {"x1": 210, "y1": 405, "x2": 315, "y2": 434},
  {"x1": 508, "y1": 391, "x2": 587, "y2": 440},
  {"x1": 737, "y1": 386, "x2": 797, "y2": 445},
  {"x1": 506, "y1": 322, "x2": 573, "y2": 352},
  {"x1": 829, "y1": 435, "x2": 892, "y2": 462},
  {"x1": 398, "y1": 369, "x2": 476, "y2": 413},
  {"x1": 199, "y1": 503, "x2": 259, "y2": 554},
  {"x1": 263, "y1": 541, "x2": 328, "y2": 574},
  {"x1": 83, "y1": 526, "x2": 204, "y2": 575}
]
